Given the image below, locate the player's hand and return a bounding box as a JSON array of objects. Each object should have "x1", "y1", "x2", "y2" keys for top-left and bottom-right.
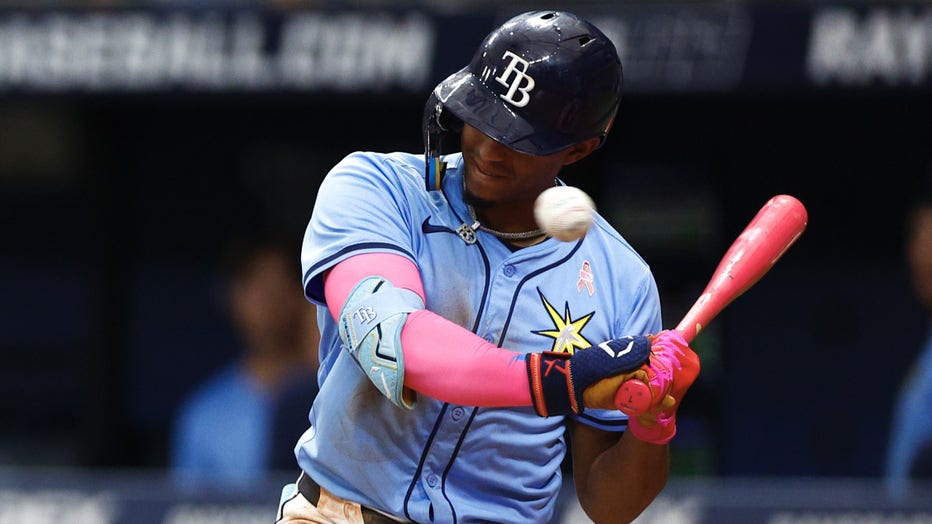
[
  {"x1": 526, "y1": 335, "x2": 652, "y2": 417},
  {"x1": 625, "y1": 330, "x2": 700, "y2": 445},
  {"x1": 581, "y1": 368, "x2": 650, "y2": 411}
]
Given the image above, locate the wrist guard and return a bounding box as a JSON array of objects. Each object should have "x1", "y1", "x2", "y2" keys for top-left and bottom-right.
[{"x1": 526, "y1": 336, "x2": 652, "y2": 417}]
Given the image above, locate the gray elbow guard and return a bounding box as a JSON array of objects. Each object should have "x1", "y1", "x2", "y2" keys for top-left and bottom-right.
[{"x1": 338, "y1": 276, "x2": 424, "y2": 409}]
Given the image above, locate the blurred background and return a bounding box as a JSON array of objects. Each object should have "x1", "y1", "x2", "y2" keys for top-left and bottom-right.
[{"x1": 0, "y1": 0, "x2": 930, "y2": 522}]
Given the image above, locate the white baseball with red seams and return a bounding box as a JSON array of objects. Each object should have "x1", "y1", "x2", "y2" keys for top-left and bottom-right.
[{"x1": 534, "y1": 186, "x2": 596, "y2": 242}]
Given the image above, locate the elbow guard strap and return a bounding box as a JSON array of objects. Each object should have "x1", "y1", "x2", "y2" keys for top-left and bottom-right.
[{"x1": 338, "y1": 276, "x2": 425, "y2": 409}]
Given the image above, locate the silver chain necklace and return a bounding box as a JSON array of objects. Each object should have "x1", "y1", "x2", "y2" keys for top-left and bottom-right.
[{"x1": 466, "y1": 204, "x2": 546, "y2": 240}]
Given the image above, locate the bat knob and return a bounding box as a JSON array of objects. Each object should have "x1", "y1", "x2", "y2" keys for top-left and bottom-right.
[{"x1": 615, "y1": 378, "x2": 652, "y2": 415}]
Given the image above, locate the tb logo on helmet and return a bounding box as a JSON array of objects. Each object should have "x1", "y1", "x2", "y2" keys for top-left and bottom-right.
[{"x1": 494, "y1": 51, "x2": 535, "y2": 107}]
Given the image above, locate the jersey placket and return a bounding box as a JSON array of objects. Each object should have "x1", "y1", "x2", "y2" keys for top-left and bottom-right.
[{"x1": 415, "y1": 403, "x2": 474, "y2": 523}]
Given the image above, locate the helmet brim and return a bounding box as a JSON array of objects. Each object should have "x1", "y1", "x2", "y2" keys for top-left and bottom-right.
[{"x1": 435, "y1": 69, "x2": 581, "y2": 156}]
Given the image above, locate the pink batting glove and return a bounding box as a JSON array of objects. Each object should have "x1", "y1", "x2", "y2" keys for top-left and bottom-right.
[{"x1": 627, "y1": 330, "x2": 700, "y2": 445}]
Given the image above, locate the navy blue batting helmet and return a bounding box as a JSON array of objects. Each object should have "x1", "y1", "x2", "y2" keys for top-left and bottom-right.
[{"x1": 424, "y1": 11, "x2": 623, "y2": 189}]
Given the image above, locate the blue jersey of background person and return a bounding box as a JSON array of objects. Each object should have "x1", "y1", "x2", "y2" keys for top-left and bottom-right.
[{"x1": 297, "y1": 149, "x2": 661, "y2": 523}]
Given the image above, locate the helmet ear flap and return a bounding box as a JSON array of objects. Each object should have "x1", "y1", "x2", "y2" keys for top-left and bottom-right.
[
  {"x1": 440, "y1": 108, "x2": 464, "y2": 136},
  {"x1": 423, "y1": 92, "x2": 463, "y2": 191}
]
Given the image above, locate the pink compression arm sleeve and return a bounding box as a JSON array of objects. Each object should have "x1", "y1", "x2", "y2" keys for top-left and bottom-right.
[{"x1": 324, "y1": 253, "x2": 532, "y2": 407}]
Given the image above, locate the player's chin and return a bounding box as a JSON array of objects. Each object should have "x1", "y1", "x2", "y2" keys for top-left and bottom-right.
[
  {"x1": 463, "y1": 171, "x2": 501, "y2": 207},
  {"x1": 463, "y1": 182, "x2": 495, "y2": 209}
]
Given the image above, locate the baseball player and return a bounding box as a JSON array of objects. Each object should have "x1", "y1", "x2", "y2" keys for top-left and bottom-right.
[{"x1": 278, "y1": 11, "x2": 700, "y2": 524}]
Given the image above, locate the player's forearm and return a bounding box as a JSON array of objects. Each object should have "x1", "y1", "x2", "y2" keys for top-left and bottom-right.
[
  {"x1": 578, "y1": 430, "x2": 669, "y2": 523},
  {"x1": 402, "y1": 309, "x2": 533, "y2": 406}
]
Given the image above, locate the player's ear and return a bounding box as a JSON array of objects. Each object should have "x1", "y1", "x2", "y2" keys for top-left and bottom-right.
[{"x1": 561, "y1": 137, "x2": 602, "y2": 166}]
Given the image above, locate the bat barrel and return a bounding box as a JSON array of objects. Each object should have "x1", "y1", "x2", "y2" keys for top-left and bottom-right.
[{"x1": 676, "y1": 194, "x2": 807, "y2": 341}]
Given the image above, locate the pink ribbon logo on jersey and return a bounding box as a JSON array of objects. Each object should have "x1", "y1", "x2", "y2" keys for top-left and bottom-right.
[{"x1": 577, "y1": 260, "x2": 594, "y2": 296}]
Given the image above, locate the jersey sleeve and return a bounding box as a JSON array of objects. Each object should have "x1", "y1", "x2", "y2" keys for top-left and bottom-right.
[
  {"x1": 571, "y1": 269, "x2": 663, "y2": 431},
  {"x1": 301, "y1": 152, "x2": 419, "y2": 305}
]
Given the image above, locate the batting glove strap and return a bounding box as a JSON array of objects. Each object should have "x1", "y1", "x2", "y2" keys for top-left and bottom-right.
[
  {"x1": 527, "y1": 352, "x2": 578, "y2": 417},
  {"x1": 571, "y1": 336, "x2": 653, "y2": 396},
  {"x1": 628, "y1": 414, "x2": 677, "y2": 445}
]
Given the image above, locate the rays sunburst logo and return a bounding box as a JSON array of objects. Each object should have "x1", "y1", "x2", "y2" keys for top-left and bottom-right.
[{"x1": 532, "y1": 289, "x2": 594, "y2": 354}]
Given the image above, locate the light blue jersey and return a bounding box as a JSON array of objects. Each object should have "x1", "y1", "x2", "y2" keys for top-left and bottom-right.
[{"x1": 298, "y1": 151, "x2": 661, "y2": 523}]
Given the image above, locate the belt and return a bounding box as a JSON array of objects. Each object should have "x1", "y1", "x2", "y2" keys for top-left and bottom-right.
[{"x1": 297, "y1": 472, "x2": 401, "y2": 524}]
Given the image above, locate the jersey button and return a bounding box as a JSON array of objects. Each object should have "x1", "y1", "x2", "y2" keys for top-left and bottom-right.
[
  {"x1": 427, "y1": 474, "x2": 439, "y2": 487},
  {"x1": 483, "y1": 334, "x2": 494, "y2": 343},
  {"x1": 451, "y1": 407, "x2": 466, "y2": 421},
  {"x1": 503, "y1": 264, "x2": 516, "y2": 277}
]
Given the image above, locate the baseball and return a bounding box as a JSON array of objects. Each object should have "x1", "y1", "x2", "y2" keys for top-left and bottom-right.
[{"x1": 534, "y1": 186, "x2": 596, "y2": 242}]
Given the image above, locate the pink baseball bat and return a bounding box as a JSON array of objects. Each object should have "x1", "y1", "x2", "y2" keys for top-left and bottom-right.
[{"x1": 615, "y1": 194, "x2": 809, "y2": 413}]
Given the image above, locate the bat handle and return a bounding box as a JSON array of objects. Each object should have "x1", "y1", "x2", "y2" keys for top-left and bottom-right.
[{"x1": 675, "y1": 294, "x2": 710, "y2": 344}]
